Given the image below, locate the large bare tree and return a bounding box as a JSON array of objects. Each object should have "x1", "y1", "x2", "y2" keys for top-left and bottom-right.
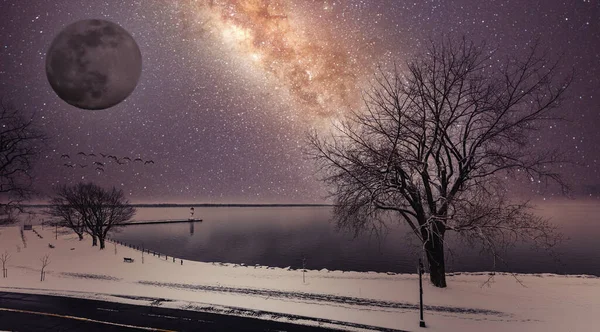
[
  {"x1": 0, "y1": 99, "x2": 46, "y2": 225},
  {"x1": 48, "y1": 182, "x2": 136, "y2": 249},
  {"x1": 308, "y1": 38, "x2": 570, "y2": 287}
]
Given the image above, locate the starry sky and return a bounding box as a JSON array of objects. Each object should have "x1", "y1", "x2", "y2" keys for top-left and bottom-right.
[{"x1": 0, "y1": 0, "x2": 598, "y2": 204}]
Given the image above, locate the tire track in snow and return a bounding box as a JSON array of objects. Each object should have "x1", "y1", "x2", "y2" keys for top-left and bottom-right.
[{"x1": 137, "y1": 280, "x2": 508, "y2": 316}]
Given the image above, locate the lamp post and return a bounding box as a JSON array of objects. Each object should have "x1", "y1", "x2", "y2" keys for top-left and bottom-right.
[{"x1": 418, "y1": 258, "x2": 426, "y2": 328}]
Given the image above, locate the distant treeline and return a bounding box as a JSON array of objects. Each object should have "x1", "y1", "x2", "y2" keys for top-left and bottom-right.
[{"x1": 22, "y1": 203, "x2": 333, "y2": 208}]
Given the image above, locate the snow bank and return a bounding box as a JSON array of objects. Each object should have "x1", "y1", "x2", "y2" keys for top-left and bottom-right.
[{"x1": 1, "y1": 226, "x2": 599, "y2": 331}]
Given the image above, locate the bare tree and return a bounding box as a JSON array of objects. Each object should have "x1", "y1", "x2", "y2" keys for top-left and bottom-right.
[
  {"x1": 1, "y1": 251, "x2": 9, "y2": 278},
  {"x1": 40, "y1": 254, "x2": 50, "y2": 281},
  {"x1": 46, "y1": 186, "x2": 86, "y2": 240},
  {"x1": 0, "y1": 98, "x2": 47, "y2": 225},
  {"x1": 308, "y1": 37, "x2": 571, "y2": 288},
  {"x1": 48, "y1": 182, "x2": 136, "y2": 249}
]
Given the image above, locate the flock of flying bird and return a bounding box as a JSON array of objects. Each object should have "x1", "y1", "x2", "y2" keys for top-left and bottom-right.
[{"x1": 60, "y1": 152, "x2": 155, "y2": 173}]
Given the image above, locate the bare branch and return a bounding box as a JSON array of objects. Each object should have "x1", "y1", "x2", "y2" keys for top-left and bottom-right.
[
  {"x1": 0, "y1": 97, "x2": 48, "y2": 225},
  {"x1": 306, "y1": 36, "x2": 570, "y2": 288},
  {"x1": 46, "y1": 182, "x2": 136, "y2": 249}
]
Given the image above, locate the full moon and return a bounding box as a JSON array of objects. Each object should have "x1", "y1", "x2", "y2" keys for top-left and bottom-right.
[{"x1": 45, "y1": 19, "x2": 142, "y2": 110}]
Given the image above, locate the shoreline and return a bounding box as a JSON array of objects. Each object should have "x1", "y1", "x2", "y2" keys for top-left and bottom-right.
[
  {"x1": 4, "y1": 224, "x2": 599, "y2": 278},
  {"x1": 0, "y1": 224, "x2": 600, "y2": 279}
]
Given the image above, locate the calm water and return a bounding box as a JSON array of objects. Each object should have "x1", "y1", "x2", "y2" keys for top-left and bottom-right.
[{"x1": 104, "y1": 202, "x2": 600, "y2": 275}]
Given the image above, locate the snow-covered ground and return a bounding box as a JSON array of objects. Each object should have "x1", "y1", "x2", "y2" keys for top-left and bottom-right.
[{"x1": 1, "y1": 225, "x2": 599, "y2": 331}]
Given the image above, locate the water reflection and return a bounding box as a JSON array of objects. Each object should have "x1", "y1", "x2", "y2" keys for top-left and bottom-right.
[{"x1": 108, "y1": 202, "x2": 600, "y2": 275}]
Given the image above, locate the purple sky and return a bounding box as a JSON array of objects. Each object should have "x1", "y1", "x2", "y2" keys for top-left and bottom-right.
[{"x1": 1, "y1": 0, "x2": 598, "y2": 203}]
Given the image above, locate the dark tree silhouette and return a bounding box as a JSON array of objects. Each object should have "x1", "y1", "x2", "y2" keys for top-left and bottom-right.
[
  {"x1": 46, "y1": 186, "x2": 86, "y2": 241},
  {"x1": 48, "y1": 182, "x2": 136, "y2": 249},
  {"x1": 1, "y1": 251, "x2": 9, "y2": 278},
  {"x1": 0, "y1": 98, "x2": 46, "y2": 225},
  {"x1": 308, "y1": 37, "x2": 571, "y2": 288}
]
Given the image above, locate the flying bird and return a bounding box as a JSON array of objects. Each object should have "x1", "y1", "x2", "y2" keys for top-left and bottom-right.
[
  {"x1": 134, "y1": 158, "x2": 143, "y2": 162},
  {"x1": 77, "y1": 152, "x2": 86, "y2": 156},
  {"x1": 116, "y1": 160, "x2": 126, "y2": 165},
  {"x1": 100, "y1": 153, "x2": 107, "y2": 158},
  {"x1": 144, "y1": 160, "x2": 154, "y2": 165},
  {"x1": 63, "y1": 163, "x2": 74, "y2": 168},
  {"x1": 95, "y1": 167, "x2": 104, "y2": 172},
  {"x1": 88, "y1": 153, "x2": 96, "y2": 157},
  {"x1": 60, "y1": 154, "x2": 70, "y2": 159},
  {"x1": 108, "y1": 155, "x2": 118, "y2": 161},
  {"x1": 93, "y1": 161, "x2": 104, "y2": 166},
  {"x1": 123, "y1": 157, "x2": 131, "y2": 161},
  {"x1": 79, "y1": 164, "x2": 88, "y2": 168}
]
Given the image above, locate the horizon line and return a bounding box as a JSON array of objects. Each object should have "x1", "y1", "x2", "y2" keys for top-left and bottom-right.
[{"x1": 21, "y1": 203, "x2": 334, "y2": 208}]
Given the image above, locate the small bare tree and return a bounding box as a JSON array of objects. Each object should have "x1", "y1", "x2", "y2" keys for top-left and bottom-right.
[
  {"x1": 0, "y1": 98, "x2": 47, "y2": 225},
  {"x1": 40, "y1": 254, "x2": 50, "y2": 281},
  {"x1": 308, "y1": 37, "x2": 571, "y2": 288},
  {"x1": 1, "y1": 251, "x2": 9, "y2": 278},
  {"x1": 48, "y1": 182, "x2": 136, "y2": 249}
]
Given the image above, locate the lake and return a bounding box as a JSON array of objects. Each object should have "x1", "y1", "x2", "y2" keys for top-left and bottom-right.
[{"x1": 103, "y1": 201, "x2": 600, "y2": 276}]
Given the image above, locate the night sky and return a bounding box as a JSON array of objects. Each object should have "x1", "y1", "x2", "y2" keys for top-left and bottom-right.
[{"x1": 0, "y1": 0, "x2": 598, "y2": 204}]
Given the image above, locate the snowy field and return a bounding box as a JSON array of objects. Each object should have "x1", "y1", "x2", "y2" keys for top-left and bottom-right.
[{"x1": 1, "y1": 225, "x2": 599, "y2": 331}]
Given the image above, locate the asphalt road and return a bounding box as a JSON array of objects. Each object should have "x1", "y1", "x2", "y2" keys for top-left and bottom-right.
[{"x1": 0, "y1": 291, "x2": 341, "y2": 331}]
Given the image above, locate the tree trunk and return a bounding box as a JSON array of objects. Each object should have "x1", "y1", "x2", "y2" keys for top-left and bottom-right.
[
  {"x1": 424, "y1": 229, "x2": 447, "y2": 288},
  {"x1": 78, "y1": 226, "x2": 85, "y2": 240},
  {"x1": 99, "y1": 236, "x2": 105, "y2": 250},
  {"x1": 92, "y1": 235, "x2": 97, "y2": 246}
]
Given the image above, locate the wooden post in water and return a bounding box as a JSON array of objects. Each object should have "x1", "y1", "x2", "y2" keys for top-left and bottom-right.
[{"x1": 302, "y1": 257, "x2": 306, "y2": 284}]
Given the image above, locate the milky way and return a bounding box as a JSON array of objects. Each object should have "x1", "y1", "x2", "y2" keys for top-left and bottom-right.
[{"x1": 175, "y1": 0, "x2": 374, "y2": 121}]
